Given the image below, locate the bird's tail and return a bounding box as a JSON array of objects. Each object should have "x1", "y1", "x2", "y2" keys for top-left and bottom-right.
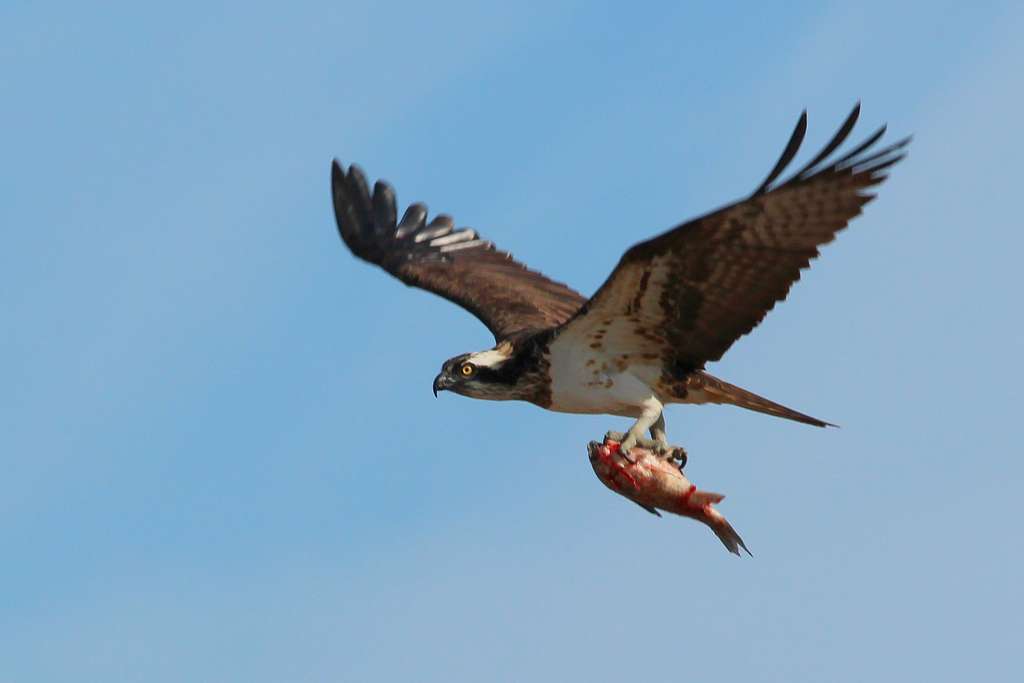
[{"x1": 691, "y1": 371, "x2": 835, "y2": 428}]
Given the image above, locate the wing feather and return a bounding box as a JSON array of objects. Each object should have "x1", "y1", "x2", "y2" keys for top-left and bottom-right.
[
  {"x1": 753, "y1": 110, "x2": 807, "y2": 194},
  {"x1": 559, "y1": 106, "x2": 908, "y2": 373},
  {"x1": 331, "y1": 161, "x2": 586, "y2": 340}
]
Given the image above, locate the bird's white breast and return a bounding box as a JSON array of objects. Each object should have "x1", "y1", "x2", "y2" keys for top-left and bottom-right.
[{"x1": 545, "y1": 337, "x2": 662, "y2": 417}]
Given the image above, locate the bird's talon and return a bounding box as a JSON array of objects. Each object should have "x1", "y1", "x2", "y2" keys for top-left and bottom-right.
[
  {"x1": 672, "y1": 447, "x2": 688, "y2": 471},
  {"x1": 604, "y1": 431, "x2": 626, "y2": 445}
]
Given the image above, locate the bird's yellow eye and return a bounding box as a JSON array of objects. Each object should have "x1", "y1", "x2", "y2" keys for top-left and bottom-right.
[{"x1": 460, "y1": 363, "x2": 476, "y2": 377}]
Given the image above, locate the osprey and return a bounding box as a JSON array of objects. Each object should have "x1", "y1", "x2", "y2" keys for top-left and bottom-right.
[{"x1": 332, "y1": 105, "x2": 907, "y2": 456}]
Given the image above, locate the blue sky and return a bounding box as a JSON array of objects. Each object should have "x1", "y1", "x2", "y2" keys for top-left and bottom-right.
[{"x1": 2, "y1": 1, "x2": 1022, "y2": 680}]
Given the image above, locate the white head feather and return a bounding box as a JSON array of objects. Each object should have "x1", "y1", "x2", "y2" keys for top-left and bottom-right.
[{"x1": 467, "y1": 341, "x2": 514, "y2": 368}]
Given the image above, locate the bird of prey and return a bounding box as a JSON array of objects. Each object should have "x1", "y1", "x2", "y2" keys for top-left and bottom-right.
[{"x1": 331, "y1": 104, "x2": 907, "y2": 456}]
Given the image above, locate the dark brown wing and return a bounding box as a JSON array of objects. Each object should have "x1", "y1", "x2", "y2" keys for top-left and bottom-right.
[
  {"x1": 331, "y1": 161, "x2": 586, "y2": 341},
  {"x1": 558, "y1": 104, "x2": 909, "y2": 372}
]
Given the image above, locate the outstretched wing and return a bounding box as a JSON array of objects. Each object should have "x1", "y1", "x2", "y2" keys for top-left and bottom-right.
[
  {"x1": 557, "y1": 104, "x2": 908, "y2": 373},
  {"x1": 331, "y1": 161, "x2": 586, "y2": 341}
]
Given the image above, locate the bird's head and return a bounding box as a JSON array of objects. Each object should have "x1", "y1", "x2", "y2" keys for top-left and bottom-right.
[{"x1": 433, "y1": 342, "x2": 517, "y2": 400}]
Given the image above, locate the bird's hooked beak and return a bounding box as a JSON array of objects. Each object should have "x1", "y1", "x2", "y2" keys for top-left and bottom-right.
[{"x1": 433, "y1": 372, "x2": 454, "y2": 397}]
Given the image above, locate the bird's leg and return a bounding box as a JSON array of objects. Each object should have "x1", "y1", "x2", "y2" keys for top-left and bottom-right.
[
  {"x1": 649, "y1": 413, "x2": 670, "y2": 454},
  {"x1": 603, "y1": 430, "x2": 633, "y2": 462},
  {"x1": 648, "y1": 412, "x2": 687, "y2": 468},
  {"x1": 618, "y1": 400, "x2": 664, "y2": 457},
  {"x1": 605, "y1": 429, "x2": 667, "y2": 454}
]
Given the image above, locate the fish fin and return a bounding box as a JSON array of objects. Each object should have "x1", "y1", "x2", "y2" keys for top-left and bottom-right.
[
  {"x1": 632, "y1": 500, "x2": 661, "y2": 517},
  {"x1": 689, "y1": 491, "x2": 725, "y2": 506}
]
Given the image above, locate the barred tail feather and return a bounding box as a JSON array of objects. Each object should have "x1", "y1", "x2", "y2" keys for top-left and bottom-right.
[{"x1": 692, "y1": 371, "x2": 835, "y2": 428}]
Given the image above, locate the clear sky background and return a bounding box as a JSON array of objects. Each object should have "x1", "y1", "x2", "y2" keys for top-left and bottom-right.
[{"x1": 3, "y1": 2, "x2": 1022, "y2": 681}]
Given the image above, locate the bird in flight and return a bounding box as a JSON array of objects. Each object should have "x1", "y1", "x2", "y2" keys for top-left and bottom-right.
[{"x1": 331, "y1": 104, "x2": 907, "y2": 457}]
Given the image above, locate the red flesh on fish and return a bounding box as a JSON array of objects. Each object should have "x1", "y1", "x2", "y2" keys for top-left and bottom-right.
[{"x1": 588, "y1": 438, "x2": 751, "y2": 556}]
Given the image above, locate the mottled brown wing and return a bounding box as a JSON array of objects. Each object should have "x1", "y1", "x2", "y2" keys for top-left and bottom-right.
[
  {"x1": 558, "y1": 104, "x2": 909, "y2": 372},
  {"x1": 331, "y1": 161, "x2": 586, "y2": 341}
]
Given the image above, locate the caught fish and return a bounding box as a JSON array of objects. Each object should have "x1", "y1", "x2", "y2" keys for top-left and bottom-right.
[{"x1": 588, "y1": 437, "x2": 751, "y2": 556}]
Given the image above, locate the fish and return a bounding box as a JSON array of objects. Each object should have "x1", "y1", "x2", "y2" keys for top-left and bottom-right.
[{"x1": 587, "y1": 437, "x2": 751, "y2": 556}]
